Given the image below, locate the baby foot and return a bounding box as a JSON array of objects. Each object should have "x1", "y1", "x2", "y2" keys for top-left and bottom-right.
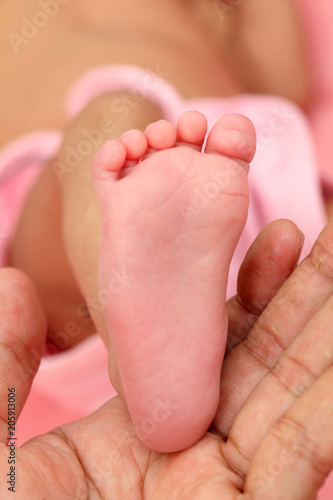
[{"x1": 92, "y1": 111, "x2": 256, "y2": 452}]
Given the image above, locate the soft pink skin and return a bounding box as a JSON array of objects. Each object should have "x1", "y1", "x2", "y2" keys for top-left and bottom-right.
[{"x1": 92, "y1": 111, "x2": 256, "y2": 452}]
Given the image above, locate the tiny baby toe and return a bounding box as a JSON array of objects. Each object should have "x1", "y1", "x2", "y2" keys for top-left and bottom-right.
[
  {"x1": 176, "y1": 110, "x2": 207, "y2": 148},
  {"x1": 119, "y1": 129, "x2": 148, "y2": 160},
  {"x1": 92, "y1": 139, "x2": 127, "y2": 181},
  {"x1": 144, "y1": 119, "x2": 177, "y2": 150}
]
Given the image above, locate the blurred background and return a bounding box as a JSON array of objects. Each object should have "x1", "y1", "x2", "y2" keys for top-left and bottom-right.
[
  {"x1": 1, "y1": 1, "x2": 333, "y2": 498},
  {"x1": 1, "y1": 0, "x2": 333, "y2": 183}
]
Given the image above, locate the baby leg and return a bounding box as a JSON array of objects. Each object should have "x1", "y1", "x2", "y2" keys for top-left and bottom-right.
[
  {"x1": 57, "y1": 93, "x2": 165, "y2": 390},
  {"x1": 10, "y1": 92, "x2": 163, "y2": 388}
]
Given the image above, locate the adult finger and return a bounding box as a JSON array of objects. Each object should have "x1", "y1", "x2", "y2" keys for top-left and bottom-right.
[
  {"x1": 215, "y1": 218, "x2": 333, "y2": 438},
  {"x1": 219, "y1": 290, "x2": 333, "y2": 479},
  {"x1": 245, "y1": 366, "x2": 333, "y2": 499},
  {"x1": 0, "y1": 268, "x2": 47, "y2": 441},
  {"x1": 226, "y1": 219, "x2": 304, "y2": 354}
]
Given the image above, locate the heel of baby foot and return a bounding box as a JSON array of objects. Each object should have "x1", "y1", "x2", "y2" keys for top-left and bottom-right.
[{"x1": 129, "y1": 388, "x2": 219, "y2": 453}]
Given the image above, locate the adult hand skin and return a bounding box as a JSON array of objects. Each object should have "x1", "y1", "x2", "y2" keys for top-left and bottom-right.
[{"x1": 1, "y1": 219, "x2": 332, "y2": 499}]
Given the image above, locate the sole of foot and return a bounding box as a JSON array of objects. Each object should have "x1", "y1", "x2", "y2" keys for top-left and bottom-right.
[{"x1": 92, "y1": 110, "x2": 256, "y2": 452}]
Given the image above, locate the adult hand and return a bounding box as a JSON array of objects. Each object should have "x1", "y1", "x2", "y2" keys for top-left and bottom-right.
[
  {"x1": 1, "y1": 218, "x2": 331, "y2": 499},
  {"x1": 213, "y1": 217, "x2": 333, "y2": 498}
]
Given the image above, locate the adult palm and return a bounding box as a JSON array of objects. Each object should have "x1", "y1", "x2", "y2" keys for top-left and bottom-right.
[{"x1": 1, "y1": 220, "x2": 333, "y2": 499}]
